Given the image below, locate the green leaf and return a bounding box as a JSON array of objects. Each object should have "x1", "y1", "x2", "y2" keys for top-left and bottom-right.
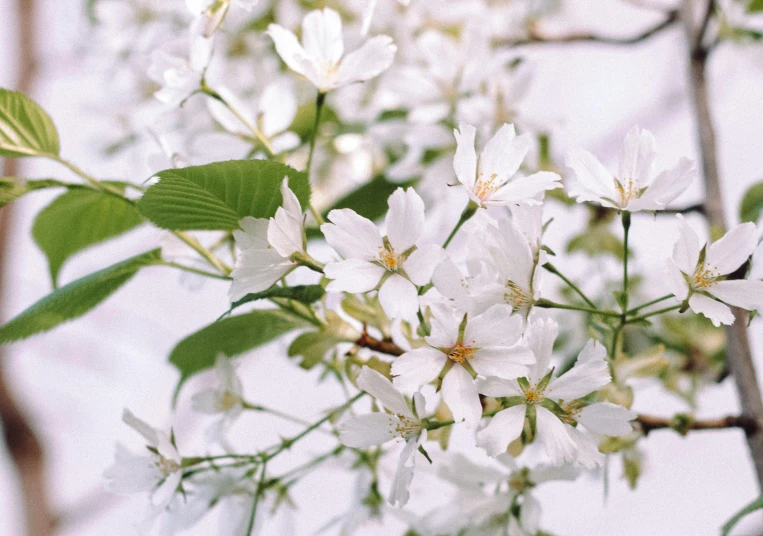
[
  {"x1": 287, "y1": 330, "x2": 343, "y2": 369},
  {"x1": 0, "y1": 177, "x2": 69, "y2": 208},
  {"x1": 170, "y1": 309, "x2": 309, "y2": 396},
  {"x1": 0, "y1": 249, "x2": 160, "y2": 344},
  {"x1": 32, "y1": 186, "x2": 143, "y2": 286},
  {"x1": 567, "y1": 223, "x2": 627, "y2": 261},
  {"x1": 748, "y1": 0, "x2": 763, "y2": 13},
  {"x1": 740, "y1": 181, "x2": 763, "y2": 223},
  {"x1": 0, "y1": 88, "x2": 60, "y2": 157},
  {"x1": 722, "y1": 494, "x2": 763, "y2": 536},
  {"x1": 222, "y1": 285, "x2": 325, "y2": 319},
  {"x1": 138, "y1": 160, "x2": 310, "y2": 231}
]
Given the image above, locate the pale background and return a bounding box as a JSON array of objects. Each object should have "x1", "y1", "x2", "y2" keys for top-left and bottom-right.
[{"x1": 1, "y1": 1, "x2": 763, "y2": 535}]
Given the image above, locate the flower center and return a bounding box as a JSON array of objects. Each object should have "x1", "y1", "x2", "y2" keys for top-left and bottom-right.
[
  {"x1": 217, "y1": 391, "x2": 239, "y2": 411},
  {"x1": 474, "y1": 172, "x2": 500, "y2": 201},
  {"x1": 390, "y1": 414, "x2": 420, "y2": 440},
  {"x1": 523, "y1": 385, "x2": 545, "y2": 403},
  {"x1": 154, "y1": 455, "x2": 180, "y2": 477},
  {"x1": 377, "y1": 245, "x2": 400, "y2": 271},
  {"x1": 691, "y1": 262, "x2": 719, "y2": 290},
  {"x1": 613, "y1": 177, "x2": 639, "y2": 206},
  {"x1": 448, "y1": 344, "x2": 475, "y2": 364},
  {"x1": 560, "y1": 403, "x2": 581, "y2": 424},
  {"x1": 504, "y1": 280, "x2": 531, "y2": 310}
]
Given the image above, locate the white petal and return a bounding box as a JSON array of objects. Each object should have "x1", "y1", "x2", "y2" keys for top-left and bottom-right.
[
  {"x1": 547, "y1": 359, "x2": 610, "y2": 401},
  {"x1": 479, "y1": 125, "x2": 529, "y2": 185},
  {"x1": 322, "y1": 208, "x2": 383, "y2": 259},
  {"x1": 565, "y1": 148, "x2": 614, "y2": 200},
  {"x1": 357, "y1": 366, "x2": 412, "y2": 418},
  {"x1": 441, "y1": 365, "x2": 481, "y2": 423},
  {"x1": 215, "y1": 353, "x2": 242, "y2": 395},
  {"x1": 267, "y1": 179, "x2": 304, "y2": 257},
  {"x1": 267, "y1": 24, "x2": 309, "y2": 76},
  {"x1": 338, "y1": 413, "x2": 398, "y2": 448},
  {"x1": 672, "y1": 214, "x2": 702, "y2": 274},
  {"x1": 453, "y1": 123, "x2": 478, "y2": 189},
  {"x1": 688, "y1": 293, "x2": 734, "y2": 326},
  {"x1": 710, "y1": 280, "x2": 763, "y2": 311},
  {"x1": 476, "y1": 377, "x2": 522, "y2": 398},
  {"x1": 385, "y1": 187, "x2": 425, "y2": 252},
  {"x1": 325, "y1": 259, "x2": 385, "y2": 293},
  {"x1": 229, "y1": 249, "x2": 292, "y2": 300},
  {"x1": 103, "y1": 445, "x2": 161, "y2": 494},
  {"x1": 404, "y1": 244, "x2": 445, "y2": 286},
  {"x1": 336, "y1": 35, "x2": 397, "y2": 86},
  {"x1": 388, "y1": 437, "x2": 418, "y2": 507},
  {"x1": 191, "y1": 389, "x2": 221, "y2": 414},
  {"x1": 122, "y1": 409, "x2": 159, "y2": 446},
  {"x1": 707, "y1": 222, "x2": 759, "y2": 275},
  {"x1": 153, "y1": 471, "x2": 182, "y2": 509},
  {"x1": 470, "y1": 347, "x2": 533, "y2": 379},
  {"x1": 664, "y1": 259, "x2": 690, "y2": 301},
  {"x1": 578, "y1": 402, "x2": 636, "y2": 436},
  {"x1": 424, "y1": 303, "x2": 462, "y2": 348},
  {"x1": 361, "y1": 0, "x2": 378, "y2": 35},
  {"x1": 618, "y1": 126, "x2": 656, "y2": 184},
  {"x1": 636, "y1": 157, "x2": 696, "y2": 208},
  {"x1": 576, "y1": 339, "x2": 606, "y2": 363},
  {"x1": 486, "y1": 171, "x2": 561, "y2": 206},
  {"x1": 463, "y1": 304, "x2": 520, "y2": 347},
  {"x1": 476, "y1": 404, "x2": 526, "y2": 457},
  {"x1": 565, "y1": 425, "x2": 604, "y2": 469},
  {"x1": 234, "y1": 217, "x2": 269, "y2": 250},
  {"x1": 301, "y1": 8, "x2": 344, "y2": 66},
  {"x1": 391, "y1": 347, "x2": 445, "y2": 391},
  {"x1": 535, "y1": 406, "x2": 577, "y2": 465},
  {"x1": 525, "y1": 318, "x2": 558, "y2": 379},
  {"x1": 378, "y1": 274, "x2": 419, "y2": 320},
  {"x1": 431, "y1": 256, "x2": 469, "y2": 301}
]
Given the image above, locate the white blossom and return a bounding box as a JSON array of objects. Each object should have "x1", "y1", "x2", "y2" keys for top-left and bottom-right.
[
  {"x1": 191, "y1": 354, "x2": 244, "y2": 446},
  {"x1": 666, "y1": 215, "x2": 763, "y2": 326},
  {"x1": 566, "y1": 126, "x2": 697, "y2": 212},
  {"x1": 268, "y1": 8, "x2": 397, "y2": 93}
]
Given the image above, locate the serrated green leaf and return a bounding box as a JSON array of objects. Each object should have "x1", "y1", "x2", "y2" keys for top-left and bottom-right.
[
  {"x1": 740, "y1": 181, "x2": 763, "y2": 223},
  {"x1": 32, "y1": 186, "x2": 143, "y2": 286},
  {"x1": 0, "y1": 249, "x2": 160, "y2": 344},
  {"x1": 287, "y1": 330, "x2": 343, "y2": 369},
  {"x1": 170, "y1": 309, "x2": 309, "y2": 397},
  {"x1": 138, "y1": 160, "x2": 310, "y2": 231},
  {"x1": 222, "y1": 284, "x2": 325, "y2": 319},
  {"x1": 0, "y1": 89, "x2": 60, "y2": 157},
  {"x1": 722, "y1": 494, "x2": 763, "y2": 536},
  {"x1": 0, "y1": 177, "x2": 69, "y2": 207}
]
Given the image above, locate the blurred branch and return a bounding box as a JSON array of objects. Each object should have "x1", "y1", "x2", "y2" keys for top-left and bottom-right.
[
  {"x1": 356, "y1": 331, "x2": 404, "y2": 357},
  {"x1": 681, "y1": 0, "x2": 763, "y2": 489},
  {"x1": 498, "y1": 10, "x2": 679, "y2": 47},
  {"x1": 0, "y1": 1, "x2": 55, "y2": 535},
  {"x1": 637, "y1": 414, "x2": 757, "y2": 436}
]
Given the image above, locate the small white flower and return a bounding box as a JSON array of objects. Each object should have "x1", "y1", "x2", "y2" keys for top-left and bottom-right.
[
  {"x1": 104, "y1": 410, "x2": 183, "y2": 509},
  {"x1": 191, "y1": 354, "x2": 244, "y2": 445},
  {"x1": 267, "y1": 8, "x2": 397, "y2": 93},
  {"x1": 566, "y1": 126, "x2": 697, "y2": 212},
  {"x1": 391, "y1": 303, "x2": 534, "y2": 423},
  {"x1": 361, "y1": 0, "x2": 411, "y2": 35},
  {"x1": 666, "y1": 215, "x2": 763, "y2": 326},
  {"x1": 338, "y1": 367, "x2": 427, "y2": 507},
  {"x1": 453, "y1": 123, "x2": 561, "y2": 207},
  {"x1": 322, "y1": 187, "x2": 444, "y2": 321},
  {"x1": 476, "y1": 319, "x2": 636, "y2": 467},
  {"x1": 230, "y1": 177, "x2": 306, "y2": 300}
]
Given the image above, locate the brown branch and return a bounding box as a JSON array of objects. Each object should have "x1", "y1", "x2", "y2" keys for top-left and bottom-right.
[
  {"x1": 498, "y1": 10, "x2": 679, "y2": 47},
  {"x1": 356, "y1": 331, "x2": 404, "y2": 357},
  {"x1": 637, "y1": 414, "x2": 757, "y2": 436},
  {"x1": 681, "y1": 0, "x2": 763, "y2": 489},
  {"x1": 0, "y1": 1, "x2": 54, "y2": 535}
]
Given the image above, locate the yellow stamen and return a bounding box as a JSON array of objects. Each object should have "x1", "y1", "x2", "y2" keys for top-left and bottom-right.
[
  {"x1": 448, "y1": 344, "x2": 475, "y2": 364},
  {"x1": 377, "y1": 245, "x2": 400, "y2": 271},
  {"x1": 473, "y1": 172, "x2": 500, "y2": 201}
]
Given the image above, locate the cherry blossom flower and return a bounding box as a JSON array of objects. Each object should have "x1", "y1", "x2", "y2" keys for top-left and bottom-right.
[
  {"x1": 566, "y1": 126, "x2": 697, "y2": 212},
  {"x1": 666, "y1": 215, "x2": 763, "y2": 326},
  {"x1": 191, "y1": 354, "x2": 244, "y2": 446},
  {"x1": 230, "y1": 177, "x2": 306, "y2": 300},
  {"x1": 476, "y1": 319, "x2": 635, "y2": 466},
  {"x1": 453, "y1": 123, "x2": 561, "y2": 207},
  {"x1": 268, "y1": 8, "x2": 397, "y2": 93},
  {"x1": 391, "y1": 303, "x2": 533, "y2": 423},
  {"x1": 338, "y1": 367, "x2": 427, "y2": 507},
  {"x1": 104, "y1": 410, "x2": 183, "y2": 509},
  {"x1": 322, "y1": 187, "x2": 443, "y2": 320}
]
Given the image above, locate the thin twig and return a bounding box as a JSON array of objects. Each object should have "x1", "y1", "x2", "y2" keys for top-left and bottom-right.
[{"x1": 636, "y1": 414, "x2": 757, "y2": 436}]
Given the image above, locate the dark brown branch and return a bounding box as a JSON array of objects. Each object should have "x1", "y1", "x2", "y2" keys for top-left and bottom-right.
[
  {"x1": 356, "y1": 331, "x2": 404, "y2": 357},
  {"x1": 637, "y1": 414, "x2": 757, "y2": 436},
  {"x1": 498, "y1": 10, "x2": 679, "y2": 47},
  {"x1": 0, "y1": 1, "x2": 54, "y2": 535},
  {"x1": 681, "y1": 0, "x2": 763, "y2": 489}
]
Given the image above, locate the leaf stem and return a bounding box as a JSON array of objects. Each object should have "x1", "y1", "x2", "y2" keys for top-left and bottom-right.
[
  {"x1": 246, "y1": 462, "x2": 267, "y2": 536},
  {"x1": 535, "y1": 299, "x2": 620, "y2": 317},
  {"x1": 627, "y1": 304, "x2": 681, "y2": 323},
  {"x1": 542, "y1": 262, "x2": 597, "y2": 309},
  {"x1": 443, "y1": 201, "x2": 478, "y2": 248},
  {"x1": 174, "y1": 231, "x2": 232, "y2": 276},
  {"x1": 625, "y1": 294, "x2": 674, "y2": 315},
  {"x1": 47, "y1": 154, "x2": 130, "y2": 200},
  {"x1": 161, "y1": 261, "x2": 232, "y2": 280},
  {"x1": 306, "y1": 91, "x2": 327, "y2": 226}
]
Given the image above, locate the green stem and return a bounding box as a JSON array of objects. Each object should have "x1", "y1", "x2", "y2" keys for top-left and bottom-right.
[
  {"x1": 246, "y1": 463, "x2": 267, "y2": 536},
  {"x1": 627, "y1": 304, "x2": 681, "y2": 323},
  {"x1": 290, "y1": 251, "x2": 325, "y2": 273},
  {"x1": 443, "y1": 201, "x2": 479, "y2": 248},
  {"x1": 161, "y1": 261, "x2": 232, "y2": 280},
  {"x1": 242, "y1": 402, "x2": 316, "y2": 429},
  {"x1": 277, "y1": 445, "x2": 344, "y2": 484},
  {"x1": 535, "y1": 299, "x2": 620, "y2": 317},
  {"x1": 48, "y1": 154, "x2": 132, "y2": 200},
  {"x1": 174, "y1": 231, "x2": 232, "y2": 275},
  {"x1": 306, "y1": 91, "x2": 327, "y2": 226},
  {"x1": 426, "y1": 419, "x2": 455, "y2": 431},
  {"x1": 621, "y1": 211, "x2": 632, "y2": 312},
  {"x1": 542, "y1": 262, "x2": 597, "y2": 309},
  {"x1": 626, "y1": 294, "x2": 674, "y2": 315}
]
